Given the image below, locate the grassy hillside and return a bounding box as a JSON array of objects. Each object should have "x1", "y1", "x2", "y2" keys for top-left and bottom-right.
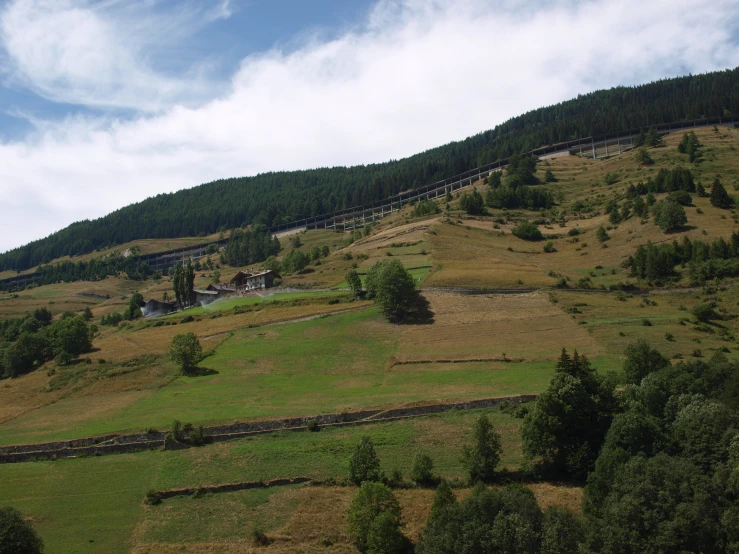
[{"x1": 1, "y1": 114, "x2": 739, "y2": 553}]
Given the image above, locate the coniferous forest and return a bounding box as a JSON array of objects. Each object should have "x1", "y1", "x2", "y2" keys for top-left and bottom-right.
[{"x1": 1, "y1": 68, "x2": 738, "y2": 272}]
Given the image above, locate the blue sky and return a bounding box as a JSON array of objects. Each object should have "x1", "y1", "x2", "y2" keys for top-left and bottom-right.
[{"x1": 0, "y1": 0, "x2": 738, "y2": 253}]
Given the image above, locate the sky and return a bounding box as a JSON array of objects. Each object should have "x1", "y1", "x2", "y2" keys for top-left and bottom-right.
[{"x1": 0, "y1": 0, "x2": 737, "y2": 254}]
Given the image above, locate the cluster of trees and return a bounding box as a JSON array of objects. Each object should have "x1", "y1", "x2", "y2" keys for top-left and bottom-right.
[
  {"x1": 485, "y1": 184, "x2": 554, "y2": 211},
  {"x1": 4, "y1": 69, "x2": 738, "y2": 271},
  {"x1": 459, "y1": 190, "x2": 486, "y2": 215},
  {"x1": 633, "y1": 126, "x2": 664, "y2": 148},
  {"x1": 220, "y1": 226, "x2": 281, "y2": 267},
  {"x1": 0, "y1": 255, "x2": 154, "y2": 292},
  {"x1": 365, "y1": 260, "x2": 418, "y2": 321},
  {"x1": 411, "y1": 199, "x2": 441, "y2": 218},
  {"x1": 0, "y1": 309, "x2": 94, "y2": 378},
  {"x1": 626, "y1": 232, "x2": 739, "y2": 282},
  {"x1": 521, "y1": 343, "x2": 739, "y2": 552},
  {"x1": 678, "y1": 131, "x2": 702, "y2": 163},
  {"x1": 345, "y1": 410, "x2": 582, "y2": 553}
]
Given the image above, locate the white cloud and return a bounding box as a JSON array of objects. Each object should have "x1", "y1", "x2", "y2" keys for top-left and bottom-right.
[
  {"x1": 0, "y1": 0, "x2": 230, "y2": 111},
  {"x1": 0, "y1": 0, "x2": 738, "y2": 253}
]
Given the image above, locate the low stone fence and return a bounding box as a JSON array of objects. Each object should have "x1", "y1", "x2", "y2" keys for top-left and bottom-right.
[
  {"x1": 157, "y1": 477, "x2": 313, "y2": 500},
  {"x1": 0, "y1": 394, "x2": 538, "y2": 464}
]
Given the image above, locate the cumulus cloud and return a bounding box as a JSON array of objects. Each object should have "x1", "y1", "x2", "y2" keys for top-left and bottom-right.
[{"x1": 0, "y1": 0, "x2": 738, "y2": 253}]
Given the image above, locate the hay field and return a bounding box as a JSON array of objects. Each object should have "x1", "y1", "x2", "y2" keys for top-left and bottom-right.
[{"x1": 397, "y1": 291, "x2": 602, "y2": 362}]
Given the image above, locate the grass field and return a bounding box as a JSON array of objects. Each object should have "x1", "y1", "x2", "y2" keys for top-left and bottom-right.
[
  {"x1": 1, "y1": 408, "x2": 566, "y2": 553},
  {"x1": 0, "y1": 290, "x2": 602, "y2": 445}
]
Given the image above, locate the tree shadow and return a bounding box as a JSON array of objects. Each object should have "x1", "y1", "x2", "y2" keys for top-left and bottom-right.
[
  {"x1": 666, "y1": 225, "x2": 697, "y2": 234},
  {"x1": 398, "y1": 294, "x2": 435, "y2": 325},
  {"x1": 185, "y1": 367, "x2": 219, "y2": 377}
]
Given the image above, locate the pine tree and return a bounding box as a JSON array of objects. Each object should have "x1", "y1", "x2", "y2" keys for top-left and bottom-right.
[{"x1": 710, "y1": 177, "x2": 734, "y2": 209}]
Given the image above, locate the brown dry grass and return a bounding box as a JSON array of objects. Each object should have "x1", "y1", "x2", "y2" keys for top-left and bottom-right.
[
  {"x1": 131, "y1": 483, "x2": 583, "y2": 553},
  {"x1": 397, "y1": 292, "x2": 601, "y2": 362}
]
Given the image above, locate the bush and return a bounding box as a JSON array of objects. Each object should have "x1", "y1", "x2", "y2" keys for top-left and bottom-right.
[
  {"x1": 668, "y1": 190, "x2": 693, "y2": 206},
  {"x1": 410, "y1": 452, "x2": 435, "y2": 485},
  {"x1": 512, "y1": 221, "x2": 543, "y2": 241},
  {"x1": 307, "y1": 419, "x2": 320, "y2": 432},
  {"x1": 0, "y1": 506, "x2": 44, "y2": 553},
  {"x1": 597, "y1": 226, "x2": 610, "y2": 242},
  {"x1": 604, "y1": 172, "x2": 619, "y2": 185},
  {"x1": 349, "y1": 436, "x2": 382, "y2": 485},
  {"x1": 169, "y1": 332, "x2": 203, "y2": 373},
  {"x1": 180, "y1": 315, "x2": 194, "y2": 323},
  {"x1": 692, "y1": 303, "x2": 719, "y2": 322},
  {"x1": 543, "y1": 241, "x2": 557, "y2": 253},
  {"x1": 652, "y1": 200, "x2": 687, "y2": 232}
]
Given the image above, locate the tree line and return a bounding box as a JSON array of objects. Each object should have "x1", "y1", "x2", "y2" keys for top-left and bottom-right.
[
  {"x1": 3, "y1": 68, "x2": 738, "y2": 271},
  {"x1": 0, "y1": 308, "x2": 95, "y2": 378}
]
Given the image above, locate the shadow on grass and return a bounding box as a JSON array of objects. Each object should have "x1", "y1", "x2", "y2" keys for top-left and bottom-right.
[
  {"x1": 398, "y1": 294, "x2": 435, "y2": 325},
  {"x1": 185, "y1": 367, "x2": 219, "y2": 377}
]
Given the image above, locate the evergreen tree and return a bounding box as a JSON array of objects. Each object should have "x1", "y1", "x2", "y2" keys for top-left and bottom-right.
[
  {"x1": 710, "y1": 177, "x2": 734, "y2": 209},
  {"x1": 462, "y1": 415, "x2": 502, "y2": 483}
]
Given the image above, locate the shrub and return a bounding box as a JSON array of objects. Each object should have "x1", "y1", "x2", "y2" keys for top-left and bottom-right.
[
  {"x1": 512, "y1": 221, "x2": 543, "y2": 241},
  {"x1": 604, "y1": 172, "x2": 619, "y2": 185},
  {"x1": 180, "y1": 315, "x2": 194, "y2": 323},
  {"x1": 692, "y1": 303, "x2": 719, "y2": 322},
  {"x1": 652, "y1": 200, "x2": 687, "y2": 232},
  {"x1": 597, "y1": 226, "x2": 610, "y2": 242},
  {"x1": 144, "y1": 490, "x2": 162, "y2": 505},
  {"x1": 543, "y1": 241, "x2": 557, "y2": 253},
  {"x1": 668, "y1": 190, "x2": 693, "y2": 206},
  {"x1": 307, "y1": 419, "x2": 320, "y2": 432}
]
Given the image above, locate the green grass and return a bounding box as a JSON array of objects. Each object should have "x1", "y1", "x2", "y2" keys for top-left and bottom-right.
[
  {"x1": 0, "y1": 453, "x2": 159, "y2": 554},
  {"x1": 162, "y1": 290, "x2": 349, "y2": 318},
  {"x1": 0, "y1": 408, "x2": 524, "y2": 551}
]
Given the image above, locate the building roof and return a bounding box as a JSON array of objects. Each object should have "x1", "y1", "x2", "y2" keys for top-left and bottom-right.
[
  {"x1": 247, "y1": 270, "x2": 281, "y2": 279},
  {"x1": 194, "y1": 289, "x2": 218, "y2": 295},
  {"x1": 144, "y1": 298, "x2": 176, "y2": 307},
  {"x1": 229, "y1": 271, "x2": 253, "y2": 283}
]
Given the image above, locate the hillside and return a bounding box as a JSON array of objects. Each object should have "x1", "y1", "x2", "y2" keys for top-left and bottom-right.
[
  {"x1": 1, "y1": 113, "x2": 739, "y2": 551},
  {"x1": 1, "y1": 68, "x2": 738, "y2": 272}
]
